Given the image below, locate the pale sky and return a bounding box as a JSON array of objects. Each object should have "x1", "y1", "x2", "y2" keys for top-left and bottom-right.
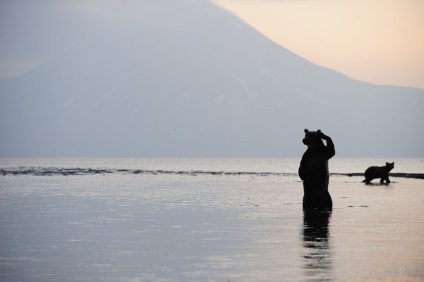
[
  {"x1": 1, "y1": 0, "x2": 423, "y2": 89},
  {"x1": 213, "y1": 0, "x2": 424, "y2": 89}
]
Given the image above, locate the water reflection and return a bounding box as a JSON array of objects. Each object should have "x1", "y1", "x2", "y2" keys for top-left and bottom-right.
[{"x1": 302, "y1": 211, "x2": 332, "y2": 281}]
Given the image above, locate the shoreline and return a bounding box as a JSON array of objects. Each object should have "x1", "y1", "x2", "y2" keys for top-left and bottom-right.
[{"x1": 1, "y1": 167, "x2": 423, "y2": 180}]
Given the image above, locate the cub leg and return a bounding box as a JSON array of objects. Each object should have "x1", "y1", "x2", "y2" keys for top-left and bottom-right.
[{"x1": 380, "y1": 176, "x2": 390, "y2": 185}]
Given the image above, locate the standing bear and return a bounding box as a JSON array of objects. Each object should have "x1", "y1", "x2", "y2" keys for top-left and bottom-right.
[{"x1": 299, "y1": 129, "x2": 335, "y2": 211}]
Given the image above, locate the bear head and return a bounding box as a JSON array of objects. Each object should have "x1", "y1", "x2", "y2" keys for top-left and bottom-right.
[
  {"x1": 386, "y1": 162, "x2": 395, "y2": 170},
  {"x1": 303, "y1": 129, "x2": 324, "y2": 148}
]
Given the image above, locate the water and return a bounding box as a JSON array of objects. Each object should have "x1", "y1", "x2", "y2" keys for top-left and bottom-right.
[{"x1": 0, "y1": 158, "x2": 423, "y2": 281}]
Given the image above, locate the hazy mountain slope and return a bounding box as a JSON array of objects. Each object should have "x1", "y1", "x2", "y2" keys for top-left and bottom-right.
[{"x1": 0, "y1": 0, "x2": 422, "y2": 157}]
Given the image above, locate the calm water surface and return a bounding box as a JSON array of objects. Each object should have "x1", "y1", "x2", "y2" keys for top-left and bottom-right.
[{"x1": 0, "y1": 158, "x2": 423, "y2": 281}]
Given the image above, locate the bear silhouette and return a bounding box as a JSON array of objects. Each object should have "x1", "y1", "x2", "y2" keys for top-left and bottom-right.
[
  {"x1": 362, "y1": 162, "x2": 394, "y2": 185},
  {"x1": 299, "y1": 129, "x2": 335, "y2": 211}
]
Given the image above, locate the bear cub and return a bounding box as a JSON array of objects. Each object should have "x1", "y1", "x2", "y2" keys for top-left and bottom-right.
[
  {"x1": 299, "y1": 129, "x2": 335, "y2": 211},
  {"x1": 363, "y1": 162, "x2": 395, "y2": 185}
]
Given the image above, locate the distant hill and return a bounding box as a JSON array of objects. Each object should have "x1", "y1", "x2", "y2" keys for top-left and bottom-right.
[{"x1": 0, "y1": 0, "x2": 423, "y2": 157}]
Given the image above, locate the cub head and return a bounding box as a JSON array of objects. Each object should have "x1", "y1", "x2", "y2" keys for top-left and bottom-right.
[
  {"x1": 303, "y1": 129, "x2": 324, "y2": 148},
  {"x1": 386, "y1": 162, "x2": 395, "y2": 171}
]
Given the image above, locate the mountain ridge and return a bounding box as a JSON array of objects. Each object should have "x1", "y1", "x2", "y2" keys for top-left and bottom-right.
[{"x1": 0, "y1": 0, "x2": 423, "y2": 157}]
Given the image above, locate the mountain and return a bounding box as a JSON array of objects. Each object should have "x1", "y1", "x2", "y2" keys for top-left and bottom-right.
[{"x1": 0, "y1": 0, "x2": 423, "y2": 157}]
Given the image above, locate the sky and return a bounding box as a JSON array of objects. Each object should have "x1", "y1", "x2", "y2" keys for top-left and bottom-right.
[
  {"x1": 1, "y1": 0, "x2": 423, "y2": 89},
  {"x1": 213, "y1": 0, "x2": 424, "y2": 89}
]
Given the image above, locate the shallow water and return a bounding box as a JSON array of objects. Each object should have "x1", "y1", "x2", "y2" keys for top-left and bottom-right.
[{"x1": 0, "y1": 159, "x2": 423, "y2": 281}]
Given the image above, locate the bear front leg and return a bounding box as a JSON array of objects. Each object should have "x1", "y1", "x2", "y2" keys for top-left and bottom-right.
[{"x1": 380, "y1": 177, "x2": 389, "y2": 185}]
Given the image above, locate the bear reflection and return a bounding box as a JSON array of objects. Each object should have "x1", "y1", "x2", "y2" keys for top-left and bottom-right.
[{"x1": 302, "y1": 211, "x2": 332, "y2": 280}]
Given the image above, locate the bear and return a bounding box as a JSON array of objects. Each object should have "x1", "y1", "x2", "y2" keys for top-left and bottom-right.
[
  {"x1": 299, "y1": 129, "x2": 335, "y2": 211},
  {"x1": 362, "y1": 162, "x2": 394, "y2": 185}
]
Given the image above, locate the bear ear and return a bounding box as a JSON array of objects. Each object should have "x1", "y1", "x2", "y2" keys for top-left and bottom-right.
[
  {"x1": 304, "y1": 129, "x2": 309, "y2": 133},
  {"x1": 317, "y1": 129, "x2": 321, "y2": 133}
]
